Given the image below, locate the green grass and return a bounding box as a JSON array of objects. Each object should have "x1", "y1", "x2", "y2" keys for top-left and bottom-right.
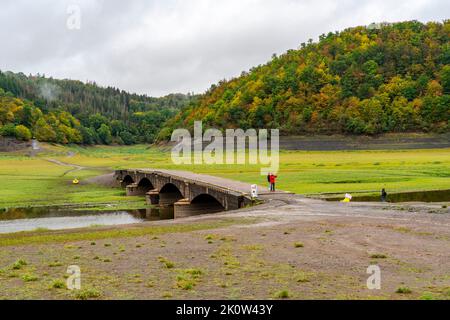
[
  {"x1": 74, "y1": 288, "x2": 102, "y2": 300},
  {"x1": 175, "y1": 268, "x2": 204, "y2": 290},
  {"x1": 295, "y1": 271, "x2": 311, "y2": 283},
  {"x1": 396, "y1": 286, "x2": 412, "y2": 294},
  {"x1": 43, "y1": 144, "x2": 450, "y2": 195},
  {"x1": 0, "y1": 219, "x2": 250, "y2": 247},
  {"x1": 51, "y1": 279, "x2": 66, "y2": 289},
  {"x1": 48, "y1": 261, "x2": 63, "y2": 267},
  {"x1": 11, "y1": 259, "x2": 28, "y2": 270},
  {"x1": 420, "y1": 292, "x2": 436, "y2": 300},
  {"x1": 1, "y1": 144, "x2": 449, "y2": 209},
  {"x1": 21, "y1": 273, "x2": 38, "y2": 282},
  {"x1": 158, "y1": 256, "x2": 175, "y2": 269},
  {"x1": 274, "y1": 289, "x2": 290, "y2": 299},
  {"x1": 0, "y1": 157, "x2": 131, "y2": 208}
]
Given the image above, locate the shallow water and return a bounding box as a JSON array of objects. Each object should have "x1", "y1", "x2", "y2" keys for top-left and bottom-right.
[
  {"x1": 324, "y1": 189, "x2": 450, "y2": 203},
  {"x1": 0, "y1": 206, "x2": 174, "y2": 234}
]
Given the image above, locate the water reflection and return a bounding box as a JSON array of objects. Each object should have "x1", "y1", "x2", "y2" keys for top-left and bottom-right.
[
  {"x1": 0, "y1": 205, "x2": 174, "y2": 234},
  {"x1": 131, "y1": 207, "x2": 174, "y2": 221}
]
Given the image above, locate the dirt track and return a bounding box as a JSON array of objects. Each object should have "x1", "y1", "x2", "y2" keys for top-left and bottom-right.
[{"x1": 0, "y1": 194, "x2": 448, "y2": 300}]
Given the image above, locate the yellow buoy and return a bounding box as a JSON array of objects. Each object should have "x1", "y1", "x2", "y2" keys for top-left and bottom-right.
[
  {"x1": 340, "y1": 193, "x2": 352, "y2": 202},
  {"x1": 72, "y1": 178, "x2": 79, "y2": 185}
]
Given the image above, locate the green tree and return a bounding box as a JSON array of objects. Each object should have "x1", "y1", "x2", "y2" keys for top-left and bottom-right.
[
  {"x1": 0, "y1": 123, "x2": 16, "y2": 137},
  {"x1": 441, "y1": 65, "x2": 450, "y2": 94},
  {"x1": 14, "y1": 125, "x2": 32, "y2": 141},
  {"x1": 119, "y1": 131, "x2": 134, "y2": 145},
  {"x1": 97, "y1": 124, "x2": 112, "y2": 144},
  {"x1": 34, "y1": 118, "x2": 57, "y2": 142}
]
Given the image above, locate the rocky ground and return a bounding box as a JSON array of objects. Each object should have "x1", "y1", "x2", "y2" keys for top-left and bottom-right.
[{"x1": 0, "y1": 194, "x2": 448, "y2": 300}]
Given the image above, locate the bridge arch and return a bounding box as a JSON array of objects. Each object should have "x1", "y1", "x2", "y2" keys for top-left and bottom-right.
[
  {"x1": 159, "y1": 183, "x2": 184, "y2": 206},
  {"x1": 191, "y1": 193, "x2": 225, "y2": 210},
  {"x1": 137, "y1": 178, "x2": 154, "y2": 194},
  {"x1": 121, "y1": 175, "x2": 134, "y2": 187}
]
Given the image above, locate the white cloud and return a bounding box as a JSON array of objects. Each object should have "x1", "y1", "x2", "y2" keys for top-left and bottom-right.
[{"x1": 0, "y1": 0, "x2": 448, "y2": 96}]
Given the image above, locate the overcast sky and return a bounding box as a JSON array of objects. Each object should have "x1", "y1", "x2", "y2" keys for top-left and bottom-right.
[{"x1": 0, "y1": 0, "x2": 448, "y2": 97}]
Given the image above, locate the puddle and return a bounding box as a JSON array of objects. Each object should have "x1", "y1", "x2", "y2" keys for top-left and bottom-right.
[
  {"x1": 0, "y1": 206, "x2": 174, "y2": 234},
  {"x1": 323, "y1": 189, "x2": 450, "y2": 203}
]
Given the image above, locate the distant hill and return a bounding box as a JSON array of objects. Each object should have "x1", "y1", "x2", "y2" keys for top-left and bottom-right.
[
  {"x1": 1, "y1": 20, "x2": 449, "y2": 146},
  {"x1": 0, "y1": 71, "x2": 195, "y2": 144},
  {"x1": 163, "y1": 20, "x2": 449, "y2": 138}
]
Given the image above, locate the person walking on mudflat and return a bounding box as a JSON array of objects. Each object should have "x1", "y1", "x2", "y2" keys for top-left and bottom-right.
[
  {"x1": 381, "y1": 188, "x2": 387, "y2": 202},
  {"x1": 269, "y1": 173, "x2": 277, "y2": 192}
]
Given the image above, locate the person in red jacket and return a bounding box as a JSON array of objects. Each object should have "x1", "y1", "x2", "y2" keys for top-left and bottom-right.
[{"x1": 269, "y1": 173, "x2": 277, "y2": 192}]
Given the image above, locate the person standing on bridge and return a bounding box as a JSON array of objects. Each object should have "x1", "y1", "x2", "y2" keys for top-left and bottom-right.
[
  {"x1": 267, "y1": 173, "x2": 271, "y2": 190},
  {"x1": 269, "y1": 173, "x2": 277, "y2": 192}
]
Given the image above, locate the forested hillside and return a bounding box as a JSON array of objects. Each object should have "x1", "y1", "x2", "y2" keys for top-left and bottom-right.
[
  {"x1": 1, "y1": 20, "x2": 449, "y2": 145},
  {"x1": 0, "y1": 72, "x2": 193, "y2": 144},
  {"x1": 165, "y1": 20, "x2": 449, "y2": 137}
]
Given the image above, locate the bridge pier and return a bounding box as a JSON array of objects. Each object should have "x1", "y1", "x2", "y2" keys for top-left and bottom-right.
[
  {"x1": 174, "y1": 198, "x2": 225, "y2": 218},
  {"x1": 141, "y1": 206, "x2": 174, "y2": 219},
  {"x1": 146, "y1": 207, "x2": 160, "y2": 218},
  {"x1": 126, "y1": 183, "x2": 144, "y2": 196},
  {"x1": 159, "y1": 192, "x2": 183, "y2": 206},
  {"x1": 145, "y1": 190, "x2": 160, "y2": 205}
]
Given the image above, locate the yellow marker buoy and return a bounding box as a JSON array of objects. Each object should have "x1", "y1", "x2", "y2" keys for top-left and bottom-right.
[
  {"x1": 340, "y1": 193, "x2": 352, "y2": 202},
  {"x1": 72, "y1": 178, "x2": 79, "y2": 185}
]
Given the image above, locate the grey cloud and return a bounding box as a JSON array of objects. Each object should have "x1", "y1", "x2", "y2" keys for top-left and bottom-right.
[{"x1": 0, "y1": 0, "x2": 448, "y2": 96}]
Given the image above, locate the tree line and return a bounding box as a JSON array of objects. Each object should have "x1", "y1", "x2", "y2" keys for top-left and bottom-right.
[
  {"x1": 0, "y1": 72, "x2": 194, "y2": 144},
  {"x1": 164, "y1": 20, "x2": 449, "y2": 138},
  {"x1": 1, "y1": 20, "x2": 449, "y2": 145}
]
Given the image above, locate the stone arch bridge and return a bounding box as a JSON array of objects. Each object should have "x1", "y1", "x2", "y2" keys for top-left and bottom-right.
[{"x1": 114, "y1": 169, "x2": 260, "y2": 218}]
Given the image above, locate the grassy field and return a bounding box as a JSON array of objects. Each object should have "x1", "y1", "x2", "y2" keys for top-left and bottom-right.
[
  {"x1": 0, "y1": 155, "x2": 138, "y2": 209},
  {"x1": 1, "y1": 143, "x2": 449, "y2": 300},
  {"x1": 58, "y1": 144, "x2": 450, "y2": 194},
  {"x1": 0, "y1": 143, "x2": 449, "y2": 208}
]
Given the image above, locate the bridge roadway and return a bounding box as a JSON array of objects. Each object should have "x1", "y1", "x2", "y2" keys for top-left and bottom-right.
[{"x1": 114, "y1": 169, "x2": 285, "y2": 218}]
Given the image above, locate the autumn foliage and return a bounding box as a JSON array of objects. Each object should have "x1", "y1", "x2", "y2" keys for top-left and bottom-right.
[{"x1": 166, "y1": 20, "x2": 450, "y2": 136}]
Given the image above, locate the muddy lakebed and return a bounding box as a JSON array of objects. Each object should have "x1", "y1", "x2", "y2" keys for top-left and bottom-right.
[
  {"x1": 0, "y1": 205, "x2": 174, "y2": 234},
  {"x1": 1, "y1": 189, "x2": 449, "y2": 234}
]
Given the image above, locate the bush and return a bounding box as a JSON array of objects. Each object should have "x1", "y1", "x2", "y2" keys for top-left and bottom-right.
[
  {"x1": 119, "y1": 131, "x2": 135, "y2": 145},
  {"x1": 396, "y1": 286, "x2": 412, "y2": 294},
  {"x1": 97, "y1": 124, "x2": 112, "y2": 145},
  {"x1": 420, "y1": 292, "x2": 435, "y2": 300},
  {"x1": 51, "y1": 279, "x2": 66, "y2": 289},
  {"x1": 274, "y1": 290, "x2": 290, "y2": 299},
  {"x1": 14, "y1": 125, "x2": 32, "y2": 141},
  {"x1": 158, "y1": 256, "x2": 175, "y2": 269},
  {"x1": 74, "y1": 288, "x2": 102, "y2": 300},
  {"x1": 295, "y1": 272, "x2": 310, "y2": 283},
  {"x1": 0, "y1": 124, "x2": 16, "y2": 137},
  {"x1": 12, "y1": 259, "x2": 28, "y2": 270},
  {"x1": 22, "y1": 274, "x2": 38, "y2": 282}
]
